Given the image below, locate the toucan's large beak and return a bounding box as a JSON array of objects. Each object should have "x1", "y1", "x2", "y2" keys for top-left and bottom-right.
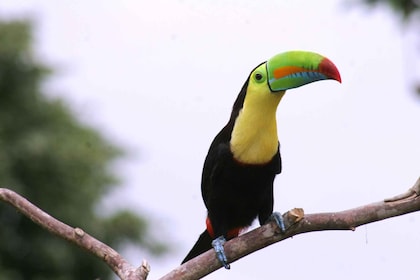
[{"x1": 266, "y1": 51, "x2": 341, "y2": 92}]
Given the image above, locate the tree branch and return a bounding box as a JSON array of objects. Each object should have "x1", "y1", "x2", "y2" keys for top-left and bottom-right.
[
  {"x1": 163, "y1": 177, "x2": 420, "y2": 280},
  {"x1": 0, "y1": 187, "x2": 150, "y2": 280},
  {"x1": 1, "y1": 177, "x2": 420, "y2": 280}
]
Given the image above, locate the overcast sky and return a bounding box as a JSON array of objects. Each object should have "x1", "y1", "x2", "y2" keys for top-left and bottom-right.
[{"x1": 1, "y1": 1, "x2": 420, "y2": 279}]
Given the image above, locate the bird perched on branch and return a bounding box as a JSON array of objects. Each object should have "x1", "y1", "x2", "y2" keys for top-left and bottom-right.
[{"x1": 182, "y1": 50, "x2": 341, "y2": 269}]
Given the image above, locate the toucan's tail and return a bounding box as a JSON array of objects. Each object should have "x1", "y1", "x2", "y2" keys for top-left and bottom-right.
[{"x1": 181, "y1": 229, "x2": 213, "y2": 264}]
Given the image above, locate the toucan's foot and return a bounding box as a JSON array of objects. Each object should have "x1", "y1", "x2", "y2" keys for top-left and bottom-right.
[
  {"x1": 270, "y1": 212, "x2": 286, "y2": 232},
  {"x1": 211, "y1": 236, "x2": 230, "y2": 269}
]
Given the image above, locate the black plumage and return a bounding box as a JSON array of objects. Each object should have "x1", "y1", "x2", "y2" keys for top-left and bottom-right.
[{"x1": 182, "y1": 76, "x2": 282, "y2": 264}]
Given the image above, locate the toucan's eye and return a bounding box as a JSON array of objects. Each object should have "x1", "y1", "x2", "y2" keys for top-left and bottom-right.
[{"x1": 254, "y1": 71, "x2": 265, "y2": 83}]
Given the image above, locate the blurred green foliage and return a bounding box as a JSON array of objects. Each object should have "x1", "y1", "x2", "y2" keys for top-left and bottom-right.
[
  {"x1": 357, "y1": 0, "x2": 420, "y2": 96},
  {"x1": 0, "y1": 20, "x2": 167, "y2": 280},
  {"x1": 360, "y1": 0, "x2": 419, "y2": 20}
]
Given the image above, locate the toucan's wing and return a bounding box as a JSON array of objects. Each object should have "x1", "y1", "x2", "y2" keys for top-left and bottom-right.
[{"x1": 201, "y1": 140, "x2": 231, "y2": 211}]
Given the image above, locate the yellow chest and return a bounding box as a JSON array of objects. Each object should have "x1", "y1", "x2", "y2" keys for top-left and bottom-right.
[{"x1": 230, "y1": 90, "x2": 283, "y2": 164}]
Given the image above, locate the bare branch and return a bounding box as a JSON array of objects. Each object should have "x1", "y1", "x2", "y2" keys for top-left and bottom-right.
[
  {"x1": 0, "y1": 187, "x2": 149, "y2": 280},
  {"x1": 2, "y1": 177, "x2": 420, "y2": 280},
  {"x1": 163, "y1": 177, "x2": 420, "y2": 280}
]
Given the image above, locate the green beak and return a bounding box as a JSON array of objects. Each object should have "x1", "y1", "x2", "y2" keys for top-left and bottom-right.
[{"x1": 267, "y1": 51, "x2": 341, "y2": 92}]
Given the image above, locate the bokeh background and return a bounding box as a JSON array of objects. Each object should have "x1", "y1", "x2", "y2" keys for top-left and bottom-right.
[{"x1": 0, "y1": 1, "x2": 419, "y2": 279}]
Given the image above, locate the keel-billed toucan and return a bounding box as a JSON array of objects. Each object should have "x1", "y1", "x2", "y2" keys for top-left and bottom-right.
[{"x1": 182, "y1": 51, "x2": 341, "y2": 269}]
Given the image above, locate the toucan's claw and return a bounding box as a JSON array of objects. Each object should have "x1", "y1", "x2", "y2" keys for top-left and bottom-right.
[
  {"x1": 270, "y1": 212, "x2": 286, "y2": 232},
  {"x1": 211, "y1": 236, "x2": 230, "y2": 269}
]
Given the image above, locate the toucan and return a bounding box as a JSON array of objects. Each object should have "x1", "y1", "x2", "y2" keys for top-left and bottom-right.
[{"x1": 181, "y1": 51, "x2": 341, "y2": 269}]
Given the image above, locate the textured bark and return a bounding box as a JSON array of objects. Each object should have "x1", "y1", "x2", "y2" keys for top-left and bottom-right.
[
  {"x1": 1, "y1": 177, "x2": 419, "y2": 280},
  {"x1": 0, "y1": 187, "x2": 150, "y2": 280},
  {"x1": 162, "y1": 177, "x2": 420, "y2": 280}
]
